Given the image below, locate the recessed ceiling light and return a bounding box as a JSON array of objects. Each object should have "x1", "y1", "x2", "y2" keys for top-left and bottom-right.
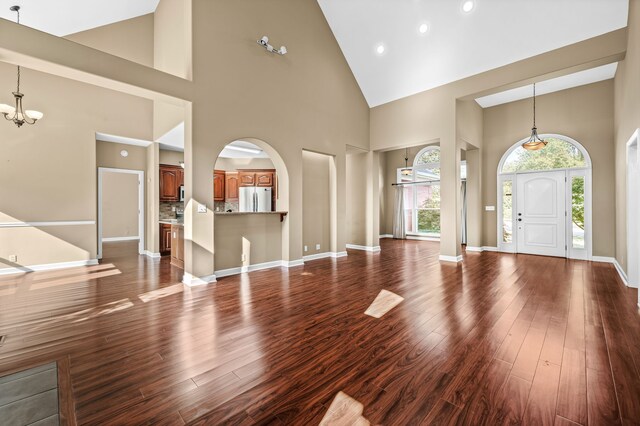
[
  {"x1": 461, "y1": 0, "x2": 475, "y2": 13},
  {"x1": 419, "y1": 23, "x2": 429, "y2": 34},
  {"x1": 376, "y1": 44, "x2": 386, "y2": 55}
]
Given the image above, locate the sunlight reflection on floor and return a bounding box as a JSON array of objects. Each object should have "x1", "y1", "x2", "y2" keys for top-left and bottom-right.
[
  {"x1": 138, "y1": 283, "x2": 184, "y2": 303},
  {"x1": 364, "y1": 289, "x2": 404, "y2": 319},
  {"x1": 320, "y1": 391, "x2": 370, "y2": 426}
]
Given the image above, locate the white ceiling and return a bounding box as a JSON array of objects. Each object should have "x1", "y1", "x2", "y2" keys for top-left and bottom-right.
[
  {"x1": 156, "y1": 123, "x2": 269, "y2": 158},
  {"x1": 317, "y1": 0, "x2": 629, "y2": 107},
  {"x1": 475, "y1": 63, "x2": 619, "y2": 108},
  {"x1": 0, "y1": 0, "x2": 159, "y2": 36}
]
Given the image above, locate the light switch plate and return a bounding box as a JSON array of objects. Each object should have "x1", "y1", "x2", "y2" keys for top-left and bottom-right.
[
  {"x1": 197, "y1": 204, "x2": 207, "y2": 213},
  {"x1": 304, "y1": 246, "x2": 308, "y2": 252},
  {"x1": 485, "y1": 206, "x2": 496, "y2": 211}
]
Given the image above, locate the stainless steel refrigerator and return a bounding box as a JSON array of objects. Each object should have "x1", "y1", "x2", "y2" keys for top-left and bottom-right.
[{"x1": 239, "y1": 187, "x2": 272, "y2": 212}]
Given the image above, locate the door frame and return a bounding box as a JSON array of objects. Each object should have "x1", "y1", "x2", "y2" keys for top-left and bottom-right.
[
  {"x1": 97, "y1": 167, "x2": 145, "y2": 259},
  {"x1": 497, "y1": 135, "x2": 592, "y2": 260}
]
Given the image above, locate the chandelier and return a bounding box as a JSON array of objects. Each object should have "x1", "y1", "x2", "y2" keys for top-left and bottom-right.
[
  {"x1": 0, "y1": 6, "x2": 44, "y2": 128},
  {"x1": 521, "y1": 83, "x2": 547, "y2": 151},
  {"x1": 400, "y1": 148, "x2": 412, "y2": 176}
]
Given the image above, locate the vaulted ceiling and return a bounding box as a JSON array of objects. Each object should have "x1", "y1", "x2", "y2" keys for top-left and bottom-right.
[{"x1": 317, "y1": 0, "x2": 629, "y2": 107}]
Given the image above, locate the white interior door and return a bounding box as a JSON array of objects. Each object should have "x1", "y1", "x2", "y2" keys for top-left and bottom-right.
[{"x1": 516, "y1": 171, "x2": 566, "y2": 257}]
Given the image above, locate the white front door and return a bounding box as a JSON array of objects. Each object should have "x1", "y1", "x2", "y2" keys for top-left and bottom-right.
[{"x1": 516, "y1": 171, "x2": 566, "y2": 257}]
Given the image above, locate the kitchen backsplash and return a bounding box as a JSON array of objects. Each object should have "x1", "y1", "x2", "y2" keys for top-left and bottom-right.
[
  {"x1": 160, "y1": 202, "x2": 184, "y2": 220},
  {"x1": 215, "y1": 201, "x2": 238, "y2": 212}
]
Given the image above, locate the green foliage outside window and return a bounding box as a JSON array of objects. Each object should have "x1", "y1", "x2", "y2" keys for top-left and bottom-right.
[{"x1": 502, "y1": 138, "x2": 586, "y2": 173}]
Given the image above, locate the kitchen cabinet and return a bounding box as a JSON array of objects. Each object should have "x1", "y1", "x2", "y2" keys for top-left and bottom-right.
[
  {"x1": 225, "y1": 172, "x2": 239, "y2": 201},
  {"x1": 238, "y1": 170, "x2": 275, "y2": 187},
  {"x1": 160, "y1": 223, "x2": 172, "y2": 255},
  {"x1": 214, "y1": 170, "x2": 225, "y2": 201},
  {"x1": 160, "y1": 165, "x2": 183, "y2": 202},
  {"x1": 256, "y1": 171, "x2": 274, "y2": 187},
  {"x1": 170, "y1": 225, "x2": 184, "y2": 269},
  {"x1": 238, "y1": 171, "x2": 256, "y2": 187}
]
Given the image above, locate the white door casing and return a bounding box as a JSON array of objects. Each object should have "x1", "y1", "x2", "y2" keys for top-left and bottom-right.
[
  {"x1": 98, "y1": 167, "x2": 145, "y2": 259},
  {"x1": 515, "y1": 171, "x2": 567, "y2": 257}
]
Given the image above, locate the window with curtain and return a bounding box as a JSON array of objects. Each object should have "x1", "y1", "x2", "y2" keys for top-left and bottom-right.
[{"x1": 396, "y1": 147, "x2": 467, "y2": 238}]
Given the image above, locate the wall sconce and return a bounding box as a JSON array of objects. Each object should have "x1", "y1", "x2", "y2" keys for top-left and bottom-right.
[{"x1": 257, "y1": 36, "x2": 287, "y2": 55}]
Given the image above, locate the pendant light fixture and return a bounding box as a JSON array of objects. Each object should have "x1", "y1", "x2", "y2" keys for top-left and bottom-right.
[
  {"x1": 0, "y1": 6, "x2": 44, "y2": 128},
  {"x1": 401, "y1": 148, "x2": 412, "y2": 176},
  {"x1": 521, "y1": 83, "x2": 547, "y2": 151}
]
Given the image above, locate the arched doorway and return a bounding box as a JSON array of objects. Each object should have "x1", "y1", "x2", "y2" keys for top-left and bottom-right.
[
  {"x1": 212, "y1": 138, "x2": 290, "y2": 275},
  {"x1": 497, "y1": 135, "x2": 592, "y2": 260}
]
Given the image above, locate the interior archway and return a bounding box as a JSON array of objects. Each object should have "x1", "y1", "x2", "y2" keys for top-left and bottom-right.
[{"x1": 212, "y1": 138, "x2": 290, "y2": 275}]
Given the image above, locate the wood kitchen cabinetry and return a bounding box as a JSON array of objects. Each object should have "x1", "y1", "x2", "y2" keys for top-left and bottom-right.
[
  {"x1": 160, "y1": 224, "x2": 172, "y2": 255},
  {"x1": 238, "y1": 170, "x2": 275, "y2": 187},
  {"x1": 160, "y1": 165, "x2": 183, "y2": 202},
  {"x1": 225, "y1": 172, "x2": 239, "y2": 201},
  {"x1": 213, "y1": 170, "x2": 225, "y2": 201}
]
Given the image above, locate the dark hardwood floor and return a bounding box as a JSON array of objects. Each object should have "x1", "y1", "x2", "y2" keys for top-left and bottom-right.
[{"x1": 0, "y1": 240, "x2": 639, "y2": 425}]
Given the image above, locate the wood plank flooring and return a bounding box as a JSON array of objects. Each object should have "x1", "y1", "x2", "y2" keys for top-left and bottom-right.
[{"x1": 0, "y1": 240, "x2": 639, "y2": 425}]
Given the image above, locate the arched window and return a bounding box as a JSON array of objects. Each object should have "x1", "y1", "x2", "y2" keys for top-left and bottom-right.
[
  {"x1": 415, "y1": 146, "x2": 440, "y2": 166},
  {"x1": 500, "y1": 137, "x2": 588, "y2": 174}
]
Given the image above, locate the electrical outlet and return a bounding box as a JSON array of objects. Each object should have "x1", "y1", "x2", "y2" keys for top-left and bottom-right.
[
  {"x1": 315, "y1": 244, "x2": 321, "y2": 250},
  {"x1": 9, "y1": 255, "x2": 17, "y2": 262},
  {"x1": 197, "y1": 204, "x2": 207, "y2": 213},
  {"x1": 172, "y1": 206, "x2": 176, "y2": 212},
  {"x1": 241, "y1": 254, "x2": 247, "y2": 262},
  {"x1": 304, "y1": 245, "x2": 308, "y2": 252}
]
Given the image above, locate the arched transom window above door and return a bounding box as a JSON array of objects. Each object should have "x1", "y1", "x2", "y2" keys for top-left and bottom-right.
[{"x1": 500, "y1": 136, "x2": 589, "y2": 174}]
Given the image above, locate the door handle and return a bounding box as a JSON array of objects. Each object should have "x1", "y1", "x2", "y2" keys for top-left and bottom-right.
[
  {"x1": 518, "y1": 213, "x2": 522, "y2": 216},
  {"x1": 518, "y1": 219, "x2": 522, "y2": 222}
]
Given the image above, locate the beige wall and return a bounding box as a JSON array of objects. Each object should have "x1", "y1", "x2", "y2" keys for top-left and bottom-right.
[
  {"x1": 303, "y1": 151, "x2": 331, "y2": 254},
  {"x1": 346, "y1": 150, "x2": 368, "y2": 245},
  {"x1": 97, "y1": 141, "x2": 147, "y2": 170},
  {"x1": 614, "y1": 0, "x2": 640, "y2": 273},
  {"x1": 65, "y1": 14, "x2": 154, "y2": 67},
  {"x1": 185, "y1": 0, "x2": 370, "y2": 279},
  {"x1": 102, "y1": 172, "x2": 139, "y2": 239},
  {"x1": 213, "y1": 215, "x2": 282, "y2": 271},
  {"x1": 0, "y1": 63, "x2": 152, "y2": 270},
  {"x1": 159, "y1": 149, "x2": 184, "y2": 166},
  {"x1": 483, "y1": 81, "x2": 616, "y2": 256},
  {"x1": 153, "y1": 0, "x2": 190, "y2": 140}
]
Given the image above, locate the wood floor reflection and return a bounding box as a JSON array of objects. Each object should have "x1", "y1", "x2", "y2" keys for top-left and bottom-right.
[{"x1": 0, "y1": 240, "x2": 639, "y2": 424}]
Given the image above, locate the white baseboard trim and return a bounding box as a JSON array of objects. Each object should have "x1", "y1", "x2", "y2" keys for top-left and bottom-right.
[
  {"x1": 144, "y1": 251, "x2": 162, "y2": 259},
  {"x1": 592, "y1": 256, "x2": 632, "y2": 287},
  {"x1": 379, "y1": 234, "x2": 393, "y2": 239},
  {"x1": 0, "y1": 259, "x2": 99, "y2": 276},
  {"x1": 216, "y1": 260, "x2": 287, "y2": 279},
  {"x1": 439, "y1": 255, "x2": 463, "y2": 263},
  {"x1": 465, "y1": 246, "x2": 499, "y2": 253},
  {"x1": 283, "y1": 259, "x2": 305, "y2": 268},
  {"x1": 103, "y1": 236, "x2": 140, "y2": 242},
  {"x1": 302, "y1": 251, "x2": 348, "y2": 262},
  {"x1": 346, "y1": 244, "x2": 381, "y2": 253},
  {"x1": 182, "y1": 272, "x2": 216, "y2": 286}
]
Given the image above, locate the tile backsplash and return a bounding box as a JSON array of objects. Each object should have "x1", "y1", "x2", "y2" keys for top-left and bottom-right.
[
  {"x1": 160, "y1": 202, "x2": 184, "y2": 220},
  {"x1": 215, "y1": 201, "x2": 238, "y2": 212}
]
